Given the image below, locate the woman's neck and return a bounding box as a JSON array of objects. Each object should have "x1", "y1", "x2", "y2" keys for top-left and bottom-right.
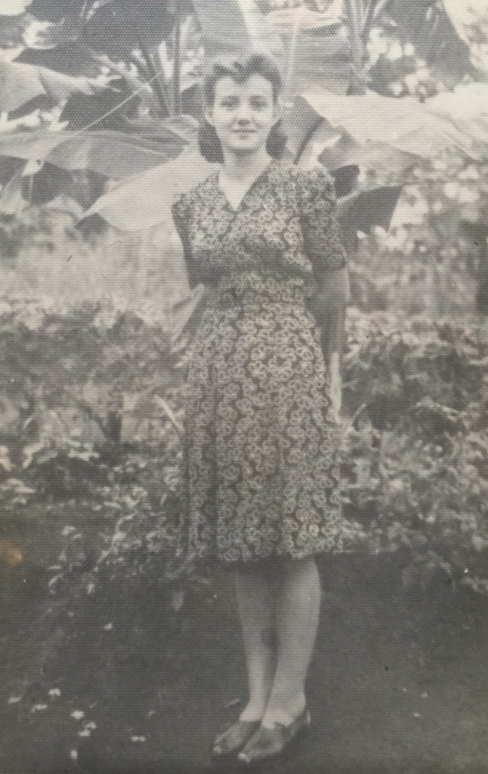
[{"x1": 220, "y1": 150, "x2": 272, "y2": 182}]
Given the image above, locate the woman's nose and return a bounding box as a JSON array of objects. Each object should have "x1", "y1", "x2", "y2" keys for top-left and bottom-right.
[{"x1": 235, "y1": 102, "x2": 252, "y2": 122}]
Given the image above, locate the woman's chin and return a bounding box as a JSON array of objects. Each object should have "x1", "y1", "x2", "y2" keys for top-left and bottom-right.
[
  {"x1": 223, "y1": 136, "x2": 262, "y2": 154},
  {"x1": 226, "y1": 143, "x2": 264, "y2": 158}
]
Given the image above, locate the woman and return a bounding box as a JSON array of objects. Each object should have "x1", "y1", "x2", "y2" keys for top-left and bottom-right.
[{"x1": 171, "y1": 52, "x2": 349, "y2": 764}]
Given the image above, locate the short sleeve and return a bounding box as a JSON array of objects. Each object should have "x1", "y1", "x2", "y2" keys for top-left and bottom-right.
[
  {"x1": 171, "y1": 192, "x2": 200, "y2": 289},
  {"x1": 297, "y1": 166, "x2": 347, "y2": 272}
]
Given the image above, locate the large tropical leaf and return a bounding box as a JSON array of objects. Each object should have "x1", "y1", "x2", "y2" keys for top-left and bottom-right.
[
  {"x1": 45, "y1": 129, "x2": 188, "y2": 180},
  {"x1": 380, "y1": 0, "x2": 481, "y2": 88},
  {"x1": 0, "y1": 131, "x2": 175, "y2": 179},
  {"x1": 191, "y1": 0, "x2": 284, "y2": 63},
  {"x1": 286, "y1": 94, "x2": 419, "y2": 179},
  {"x1": 0, "y1": 59, "x2": 107, "y2": 112},
  {"x1": 57, "y1": 80, "x2": 143, "y2": 132},
  {"x1": 16, "y1": 43, "x2": 100, "y2": 78},
  {"x1": 285, "y1": 96, "x2": 360, "y2": 170},
  {"x1": 82, "y1": 139, "x2": 401, "y2": 237},
  {"x1": 82, "y1": 144, "x2": 215, "y2": 230},
  {"x1": 21, "y1": 12, "x2": 81, "y2": 49},
  {"x1": 82, "y1": 0, "x2": 175, "y2": 59},
  {"x1": 25, "y1": 0, "x2": 191, "y2": 62},
  {"x1": 269, "y1": 7, "x2": 343, "y2": 35},
  {"x1": 0, "y1": 164, "x2": 24, "y2": 215},
  {"x1": 0, "y1": 13, "x2": 27, "y2": 48},
  {"x1": 336, "y1": 184, "x2": 403, "y2": 232},
  {"x1": 28, "y1": 0, "x2": 86, "y2": 22},
  {"x1": 268, "y1": 5, "x2": 351, "y2": 95},
  {"x1": 286, "y1": 95, "x2": 413, "y2": 172},
  {"x1": 440, "y1": 0, "x2": 484, "y2": 49},
  {"x1": 427, "y1": 83, "x2": 488, "y2": 148},
  {"x1": 0, "y1": 156, "x2": 23, "y2": 186},
  {"x1": 22, "y1": 164, "x2": 105, "y2": 208},
  {"x1": 299, "y1": 88, "x2": 483, "y2": 161},
  {"x1": 0, "y1": 120, "x2": 197, "y2": 178},
  {"x1": 0, "y1": 0, "x2": 31, "y2": 15}
]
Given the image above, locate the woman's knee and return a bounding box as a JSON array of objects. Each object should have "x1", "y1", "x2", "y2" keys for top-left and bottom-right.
[
  {"x1": 235, "y1": 555, "x2": 318, "y2": 586},
  {"x1": 264, "y1": 555, "x2": 317, "y2": 584}
]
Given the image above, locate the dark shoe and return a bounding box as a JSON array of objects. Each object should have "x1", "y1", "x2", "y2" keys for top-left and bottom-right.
[
  {"x1": 237, "y1": 707, "x2": 311, "y2": 765},
  {"x1": 212, "y1": 719, "x2": 261, "y2": 758}
]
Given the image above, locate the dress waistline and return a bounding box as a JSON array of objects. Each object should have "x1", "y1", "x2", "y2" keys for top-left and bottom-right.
[{"x1": 207, "y1": 271, "x2": 311, "y2": 309}]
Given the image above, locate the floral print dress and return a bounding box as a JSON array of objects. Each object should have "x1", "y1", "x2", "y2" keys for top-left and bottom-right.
[{"x1": 171, "y1": 159, "x2": 347, "y2": 564}]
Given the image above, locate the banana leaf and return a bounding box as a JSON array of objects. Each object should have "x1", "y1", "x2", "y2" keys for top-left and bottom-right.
[
  {"x1": 16, "y1": 44, "x2": 100, "y2": 78},
  {"x1": 427, "y1": 83, "x2": 488, "y2": 148},
  {"x1": 0, "y1": 119, "x2": 197, "y2": 178},
  {"x1": 337, "y1": 143, "x2": 419, "y2": 179},
  {"x1": 268, "y1": 5, "x2": 351, "y2": 94},
  {"x1": 21, "y1": 13, "x2": 81, "y2": 49},
  {"x1": 28, "y1": 0, "x2": 87, "y2": 22},
  {"x1": 26, "y1": 0, "x2": 182, "y2": 56},
  {"x1": 81, "y1": 145, "x2": 216, "y2": 230},
  {"x1": 299, "y1": 88, "x2": 483, "y2": 160},
  {"x1": 268, "y1": 7, "x2": 343, "y2": 35},
  {"x1": 82, "y1": 140, "x2": 401, "y2": 237},
  {"x1": 73, "y1": 85, "x2": 488, "y2": 233},
  {"x1": 0, "y1": 164, "x2": 24, "y2": 215},
  {"x1": 385, "y1": 0, "x2": 480, "y2": 88},
  {"x1": 82, "y1": 0, "x2": 176, "y2": 59},
  {"x1": 191, "y1": 0, "x2": 284, "y2": 63},
  {"x1": 284, "y1": 95, "x2": 327, "y2": 161},
  {"x1": 0, "y1": 59, "x2": 108, "y2": 113},
  {"x1": 47, "y1": 132, "x2": 182, "y2": 177},
  {"x1": 0, "y1": 0, "x2": 31, "y2": 14},
  {"x1": 286, "y1": 95, "x2": 418, "y2": 177},
  {"x1": 330, "y1": 164, "x2": 359, "y2": 198},
  {"x1": 336, "y1": 185, "x2": 403, "y2": 233}
]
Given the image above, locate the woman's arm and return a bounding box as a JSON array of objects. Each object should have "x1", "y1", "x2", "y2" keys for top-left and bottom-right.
[
  {"x1": 307, "y1": 266, "x2": 349, "y2": 414},
  {"x1": 296, "y1": 165, "x2": 349, "y2": 413}
]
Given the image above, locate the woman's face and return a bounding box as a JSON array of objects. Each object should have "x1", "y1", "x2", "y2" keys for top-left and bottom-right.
[{"x1": 205, "y1": 74, "x2": 279, "y2": 158}]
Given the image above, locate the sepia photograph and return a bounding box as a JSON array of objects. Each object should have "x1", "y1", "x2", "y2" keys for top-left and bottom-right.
[{"x1": 0, "y1": 0, "x2": 488, "y2": 772}]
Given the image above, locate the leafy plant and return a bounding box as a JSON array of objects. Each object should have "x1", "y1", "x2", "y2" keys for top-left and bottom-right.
[
  {"x1": 0, "y1": 0, "x2": 486, "y2": 230},
  {"x1": 0, "y1": 0, "x2": 488, "y2": 597}
]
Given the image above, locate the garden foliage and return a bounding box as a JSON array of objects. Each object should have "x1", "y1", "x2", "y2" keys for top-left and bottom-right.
[
  {"x1": 0, "y1": 293, "x2": 487, "y2": 596},
  {"x1": 0, "y1": 0, "x2": 487, "y2": 606}
]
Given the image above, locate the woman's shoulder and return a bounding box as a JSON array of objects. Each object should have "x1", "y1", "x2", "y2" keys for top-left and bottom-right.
[
  {"x1": 269, "y1": 160, "x2": 334, "y2": 192},
  {"x1": 267, "y1": 162, "x2": 336, "y2": 221},
  {"x1": 172, "y1": 170, "x2": 218, "y2": 215},
  {"x1": 288, "y1": 162, "x2": 333, "y2": 187}
]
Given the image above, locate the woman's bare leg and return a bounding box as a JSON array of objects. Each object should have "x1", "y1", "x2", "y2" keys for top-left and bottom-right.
[
  {"x1": 261, "y1": 556, "x2": 321, "y2": 728},
  {"x1": 235, "y1": 565, "x2": 277, "y2": 721}
]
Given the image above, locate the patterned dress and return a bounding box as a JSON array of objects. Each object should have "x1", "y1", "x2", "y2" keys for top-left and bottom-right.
[{"x1": 171, "y1": 159, "x2": 348, "y2": 565}]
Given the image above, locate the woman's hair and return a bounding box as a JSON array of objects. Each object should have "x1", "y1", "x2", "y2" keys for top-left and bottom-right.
[{"x1": 198, "y1": 51, "x2": 287, "y2": 163}]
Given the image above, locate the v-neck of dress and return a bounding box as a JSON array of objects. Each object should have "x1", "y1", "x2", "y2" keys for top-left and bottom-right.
[{"x1": 215, "y1": 159, "x2": 275, "y2": 213}]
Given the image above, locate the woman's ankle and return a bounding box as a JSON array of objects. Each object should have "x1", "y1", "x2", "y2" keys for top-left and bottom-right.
[
  {"x1": 239, "y1": 700, "x2": 268, "y2": 722},
  {"x1": 260, "y1": 691, "x2": 307, "y2": 728}
]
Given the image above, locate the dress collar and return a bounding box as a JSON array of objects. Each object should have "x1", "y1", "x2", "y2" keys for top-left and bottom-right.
[{"x1": 212, "y1": 159, "x2": 277, "y2": 213}]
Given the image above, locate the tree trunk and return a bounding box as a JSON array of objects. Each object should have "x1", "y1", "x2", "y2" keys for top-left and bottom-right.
[
  {"x1": 173, "y1": 4, "x2": 182, "y2": 116},
  {"x1": 345, "y1": 0, "x2": 367, "y2": 94}
]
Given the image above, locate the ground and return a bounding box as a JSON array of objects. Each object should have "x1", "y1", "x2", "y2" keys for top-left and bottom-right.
[{"x1": 1, "y1": 504, "x2": 488, "y2": 774}]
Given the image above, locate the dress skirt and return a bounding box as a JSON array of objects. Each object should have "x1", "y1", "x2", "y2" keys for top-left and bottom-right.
[{"x1": 177, "y1": 279, "x2": 345, "y2": 566}]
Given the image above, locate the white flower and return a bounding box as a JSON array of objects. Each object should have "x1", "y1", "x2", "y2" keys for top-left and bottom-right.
[{"x1": 31, "y1": 704, "x2": 48, "y2": 712}]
